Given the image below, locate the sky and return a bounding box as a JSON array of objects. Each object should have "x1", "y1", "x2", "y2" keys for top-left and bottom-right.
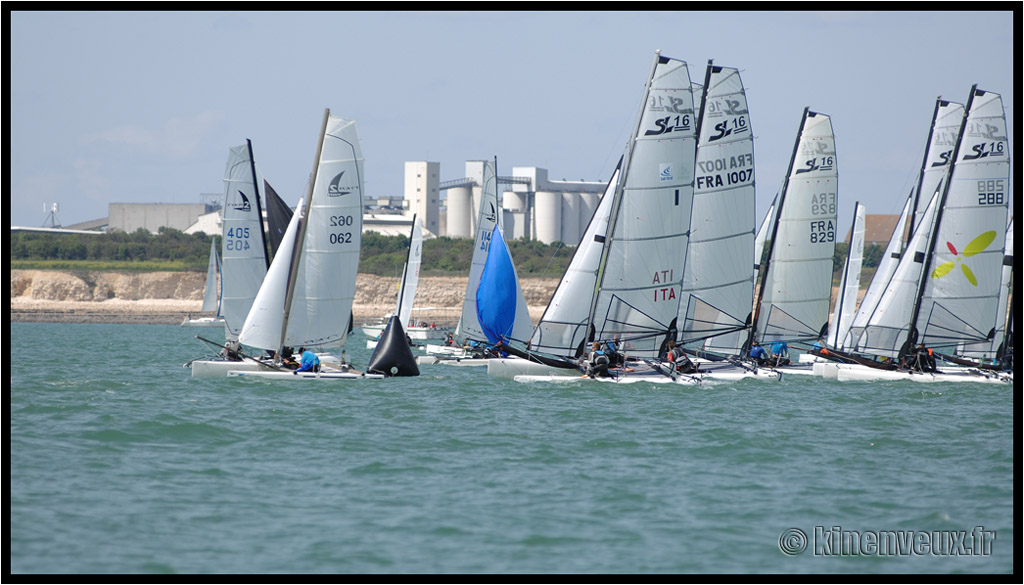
[{"x1": 9, "y1": 9, "x2": 1016, "y2": 233}]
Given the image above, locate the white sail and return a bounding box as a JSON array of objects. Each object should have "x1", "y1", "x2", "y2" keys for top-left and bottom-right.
[
  {"x1": 914, "y1": 88, "x2": 1010, "y2": 350},
  {"x1": 848, "y1": 98, "x2": 965, "y2": 351},
  {"x1": 219, "y1": 142, "x2": 269, "y2": 339},
  {"x1": 201, "y1": 237, "x2": 221, "y2": 314},
  {"x1": 910, "y1": 100, "x2": 966, "y2": 235},
  {"x1": 828, "y1": 202, "x2": 865, "y2": 349},
  {"x1": 587, "y1": 52, "x2": 697, "y2": 358},
  {"x1": 852, "y1": 191, "x2": 941, "y2": 357},
  {"x1": 754, "y1": 109, "x2": 838, "y2": 344},
  {"x1": 529, "y1": 162, "x2": 621, "y2": 356},
  {"x1": 752, "y1": 197, "x2": 776, "y2": 282},
  {"x1": 239, "y1": 198, "x2": 303, "y2": 351},
  {"x1": 847, "y1": 193, "x2": 912, "y2": 347},
  {"x1": 457, "y1": 159, "x2": 532, "y2": 344},
  {"x1": 678, "y1": 63, "x2": 755, "y2": 346},
  {"x1": 396, "y1": 218, "x2": 423, "y2": 330},
  {"x1": 239, "y1": 112, "x2": 364, "y2": 352},
  {"x1": 959, "y1": 216, "x2": 1013, "y2": 360}
]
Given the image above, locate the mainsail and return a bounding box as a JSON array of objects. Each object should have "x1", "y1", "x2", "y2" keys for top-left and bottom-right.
[
  {"x1": 677, "y1": 62, "x2": 755, "y2": 347},
  {"x1": 751, "y1": 108, "x2": 838, "y2": 346},
  {"x1": 395, "y1": 216, "x2": 423, "y2": 330},
  {"x1": 585, "y1": 51, "x2": 698, "y2": 359},
  {"x1": 200, "y1": 237, "x2": 222, "y2": 314},
  {"x1": 219, "y1": 140, "x2": 270, "y2": 340},
  {"x1": 848, "y1": 98, "x2": 964, "y2": 352},
  {"x1": 911, "y1": 87, "x2": 1010, "y2": 351},
  {"x1": 239, "y1": 111, "x2": 364, "y2": 352},
  {"x1": 828, "y1": 202, "x2": 865, "y2": 350}
]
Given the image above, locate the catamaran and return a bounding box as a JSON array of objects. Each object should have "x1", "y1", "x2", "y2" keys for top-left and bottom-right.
[
  {"x1": 819, "y1": 88, "x2": 1012, "y2": 383},
  {"x1": 225, "y1": 110, "x2": 407, "y2": 380},
  {"x1": 181, "y1": 237, "x2": 225, "y2": 328},
  {"x1": 186, "y1": 141, "x2": 273, "y2": 376},
  {"x1": 419, "y1": 158, "x2": 533, "y2": 366}
]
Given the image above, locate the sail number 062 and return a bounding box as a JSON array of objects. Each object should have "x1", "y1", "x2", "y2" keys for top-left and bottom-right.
[
  {"x1": 329, "y1": 215, "x2": 354, "y2": 245},
  {"x1": 977, "y1": 180, "x2": 1005, "y2": 205}
]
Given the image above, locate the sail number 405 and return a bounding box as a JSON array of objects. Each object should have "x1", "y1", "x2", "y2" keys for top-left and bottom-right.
[
  {"x1": 977, "y1": 180, "x2": 1005, "y2": 205},
  {"x1": 330, "y1": 215, "x2": 354, "y2": 245}
]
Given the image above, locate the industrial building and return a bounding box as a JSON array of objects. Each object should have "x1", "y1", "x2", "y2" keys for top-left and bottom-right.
[{"x1": 15, "y1": 161, "x2": 609, "y2": 246}]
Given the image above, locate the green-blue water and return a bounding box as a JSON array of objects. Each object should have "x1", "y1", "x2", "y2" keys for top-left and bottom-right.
[{"x1": 10, "y1": 322, "x2": 1014, "y2": 574}]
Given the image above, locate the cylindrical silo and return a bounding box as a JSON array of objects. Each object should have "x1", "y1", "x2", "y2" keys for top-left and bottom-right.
[
  {"x1": 561, "y1": 192, "x2": 580, "y2": 246},
  {"x1": 579, "y1": 192, "x2": 600, "y2": 232},
  {"x1": 446, "y1": 186, "x2": 473, "y2": 238},
  {"x1": 535, "y1": 191, "x2": 562, "y2": 244}
]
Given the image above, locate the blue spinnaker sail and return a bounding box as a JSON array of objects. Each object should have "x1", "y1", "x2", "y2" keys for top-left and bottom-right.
[{"x1": 476, "y1": 225, "x2": 518, "y2": 345}]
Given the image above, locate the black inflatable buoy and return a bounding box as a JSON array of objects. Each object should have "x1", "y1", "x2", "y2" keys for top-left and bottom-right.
[{"x1": 366, "y1": 315, "x2": 420, "y2": 377}]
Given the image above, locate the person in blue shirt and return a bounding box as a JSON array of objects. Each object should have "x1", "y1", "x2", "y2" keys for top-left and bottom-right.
[
  {"x1": 295, "y1": 346, "x2": 321, "y2": 373},
  {"x1": 769, "y1": 340, "x2": 790, "y2": 365},
  {"x1": 748, "y1": 341, "x2": 768, "y2": 365}
]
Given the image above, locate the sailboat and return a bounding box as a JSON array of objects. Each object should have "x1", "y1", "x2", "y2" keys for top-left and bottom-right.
[
  {"x1": 187, "y1": 141, "x2": 274, "y2": 377},
  {"x1": 489, "y1": 51, "x2": 721, "y2": 384},
  {"x1": 181, "y1": 237, "x2": 225, "y2": 327},
  {"x1": 364, "y1": 215, "x2": 436, "y2": 348},
  {"x1": 829, "y1": 87, "x2": 1011, "y2": 383},
  {"x1": 226, "y1": 109, "x2": 396, "y2": 380},
  {"x1": 420, "y1": 158, "x2": 533, "y2": 366}
]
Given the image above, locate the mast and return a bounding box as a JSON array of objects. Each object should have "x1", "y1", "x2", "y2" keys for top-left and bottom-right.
[
  {"x1": 586, "y1": 50, "x2": 663, "y2": 338},
  {"x1": 901, "y1": 85, "x2": 976, "y2": 356},
  {"x1": 276, "y1": 108, "x2": 331, "y2": 358},
  {"x1": 247, "y1": 139, "x2": 272, "y2": 270},
  {"x1": 745, "y1": 106, "x2": 810, "y2": 351}
]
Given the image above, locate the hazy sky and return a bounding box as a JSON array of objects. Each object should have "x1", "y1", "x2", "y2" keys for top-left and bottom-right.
[{"x1": 9, "y1": 9, "x2": 1015, "y2": 231}]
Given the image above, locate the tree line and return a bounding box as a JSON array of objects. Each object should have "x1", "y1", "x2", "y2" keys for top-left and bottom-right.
[
  {"x1": 10, "y1": 229, "x2": 881, "y2": 279},
  {"x1": 9, "y1": 228, "x2": 579, "y2": 278}
]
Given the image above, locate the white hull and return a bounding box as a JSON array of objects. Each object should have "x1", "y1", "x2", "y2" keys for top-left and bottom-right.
[
  {"x1": 190, "y1": 353, "x2": 343, "y2": 378},
  {"x1": 181, "y1": 317, "x2": 225, "y2": 328},
  {"x1": 361, "y1": 324, "x2": 446, "y2": 341},
  {"x1": 833, "y1": 364, "x2": 1010, "y2": 384},
  {"x1": 416, "y1": 355, "x2": 490, "y2": 366},
  {"x1": 227, "y1": 368, "x2": 383, "y2": 380},
  {"x1": 487, "y1": 358, "x2": 577, "y2": 379}
]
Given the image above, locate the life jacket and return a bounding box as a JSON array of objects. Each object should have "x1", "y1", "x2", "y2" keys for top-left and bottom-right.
[{"x1": 590, "y1": 350, "x2": 609, "y2": 367}]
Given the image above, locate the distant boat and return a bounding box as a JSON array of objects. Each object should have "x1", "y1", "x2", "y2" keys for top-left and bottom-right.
[
  {"x1": 181, "y1": 237, "x2": 225, "y2": 328},
  {"x1": 420, "y1": 158, "x2": 531, "y2": 366}
]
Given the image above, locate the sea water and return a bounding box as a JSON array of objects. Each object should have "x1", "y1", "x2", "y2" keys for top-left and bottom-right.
[{"x1": 9, "y1": 322, "x2": 1015, "y2": 574}]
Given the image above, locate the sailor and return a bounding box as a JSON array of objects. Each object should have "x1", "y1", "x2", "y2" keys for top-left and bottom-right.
[
  {"x1": 220, "y1": 339, "x2": 242, "y2": 361},
  {"x1": 664, "y1": 340, "x2": 697, "y2": 374},
  {"x1": 584, "y1": 341, "x2": 611, "y2": 378},
  {"x1": 769, "y1": 340, "x2": 791, "y2": 366},
  {"x1": 444, "y1": 332, "x2": 456, "y2": 347},
  {"x1": 748, "y1": 340, "x2": 768, "y2": 366},
  {"x1": 604, "y1": 336, "x2": 625, "y2": 368},
  {"x1": 913, "y1": 343, "x2": 937, "y2": 373},
  {"x1": 811, "y1": 338, "x2": 829, "y2": 357},
  {"x1": 295, "y1": 346, "x2": 321, "y2": 373}
]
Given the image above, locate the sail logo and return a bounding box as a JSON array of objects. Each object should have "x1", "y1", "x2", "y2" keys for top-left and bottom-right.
[
  {"x1": 484, "y1": 202, "x2": 497, "y2": 224},
  {"x1": 233, "y1": 190, "x2": 252, "y2": 212},
  {"x1": 659, "y1": 164, "x2": 674, "y2": 182},
  {"x1": 645, "y1": 115, "x2": 692, "y2": 136},
  {"x1": 328, "y1": 171, "x2": 359, "y2": 197},
  {"x1": 930, "y1": 150, "x2": 953, "y2": 168},
  {"x1": 795, "y1": 156, "x2": 834, "y2": 174},
  {"x1": 932, "y1": 231, "x2": 997, "y2": 286}
]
